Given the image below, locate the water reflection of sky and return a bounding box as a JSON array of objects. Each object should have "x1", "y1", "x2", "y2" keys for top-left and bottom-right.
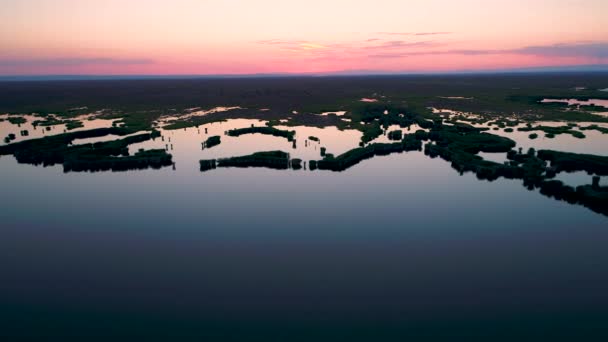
[{"x1": 1, "y1": 114, "x2": 607, "y2": 338}]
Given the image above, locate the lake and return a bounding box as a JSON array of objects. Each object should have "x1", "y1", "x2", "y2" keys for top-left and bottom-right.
[{"x1": 1, "y1": 115, "x2": 607, "y2": 340}]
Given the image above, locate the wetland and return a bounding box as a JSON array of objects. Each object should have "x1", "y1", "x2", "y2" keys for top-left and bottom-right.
[{"x1": 1, "y1": 73, "x2": 607, "y2": 340}]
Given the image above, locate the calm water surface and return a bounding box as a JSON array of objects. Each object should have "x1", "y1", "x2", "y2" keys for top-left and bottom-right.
[{"x1": 1, "y1": 115, "x2": 607, "y2": 340}]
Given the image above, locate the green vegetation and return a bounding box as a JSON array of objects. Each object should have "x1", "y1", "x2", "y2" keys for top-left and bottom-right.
[
  {"x1": 7, "y1": 116, "x2": 26, "y2": 125},
  {"x1": 226, "y1": 126, "x2": 295, "y2": 141},
  {"x1": 65, "y1": 120, "x2": 84, "y2": 130},
  {"x1": 312, "y1": 134, "x2": 422, "y2": 172},
  {"x1": 517, "y1": 125, "x2": 586, "y2": 139},
  {"x1": 0, "y1": 128, "x2": 170, "y2": 172},
  {"x1": 2, "y1": 74, "x2": 607, "y2": 215},
  {"x1": 428, "y1": 125, "x2": 516, "y2": 154},
  {"x1": 537, "y1": 150, "x2": 608, "y2": 175},
  {"x1": 579, "y1": 124, "x2": 608, "y2": 134},
  {"x1": 387, "y1": 130, "x2": 403, "y2": 141},
  {"x1": 202, "y1": 135, "x2": 221, "y2": 149},
  {"x1": 360, "y1": 122, "x2": 384, "y2": 144}
]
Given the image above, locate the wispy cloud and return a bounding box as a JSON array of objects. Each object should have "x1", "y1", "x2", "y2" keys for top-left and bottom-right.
[
  {"x1": 0, "y1": 57, "x2": 155, "y2": 67},
  {"x1": 414, "y1": 32, "x2": 452, "y2": 36},
  {"x1": 369, "y1": 42, "x2": 608, "y2": 59},
  {"x1": 512, "y1": 42, "x2": 608, "y2": 58}
]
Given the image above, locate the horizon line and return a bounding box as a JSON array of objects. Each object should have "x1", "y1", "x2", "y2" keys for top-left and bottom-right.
[{"x1": 2, "y1": 64, "x2": 608, "y2": 81}]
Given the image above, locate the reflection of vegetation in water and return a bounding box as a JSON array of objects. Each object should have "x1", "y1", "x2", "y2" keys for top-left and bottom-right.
[
  {"x1": 0, "y1": 127, "x2": 172, "y2": 172},
  {"x1": 537, "y1": 150, "x2": 608, "y2": 176},
  {"x1": 226, "y1": 126, "x2": 295, "y2": 142},
  {"x1": 291, "y1": 158, "x2": 303, "y2": 170},
  {"x1": 199, "y1": 159, "x2": 217, "y2": 172},
  {"x1": 202, "y1": 135, "x2": 221, "y2": 149},
  {"x1": 313, "y1": 135, "x2": 422, "y2": 172},
  {"x1": 2, "y1": 74, "x2": 608, "y2": 215},
  {"x1": 201, "y1": 151, "x2": 290, "y2": 171}
]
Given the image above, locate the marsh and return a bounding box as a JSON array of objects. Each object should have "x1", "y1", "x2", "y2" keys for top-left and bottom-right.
[{"x1": 1, "y1": 74, "x2": 607, "y2": 340}]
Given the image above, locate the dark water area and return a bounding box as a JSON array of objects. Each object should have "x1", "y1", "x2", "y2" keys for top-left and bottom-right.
[
  {"x1": 1, "y1": 147, "x2": 608, "y2": 340},
  {"x1": 1, "y1": 88, "x2": 608, "y2": 340}
]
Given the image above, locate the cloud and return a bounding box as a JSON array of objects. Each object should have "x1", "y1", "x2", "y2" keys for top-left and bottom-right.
[
  {"x1": 414, "y1": 32, "x2": 453, "y2": 36},
  {"x1": 369, "y1": 42, "x2": 608, "y2": 59},
  {"x1": 0, "y1": 57, "x2": 155, "y2": 67},
  {"x1": 512, "y1": 42, "x2": 608, "y2": 58}
]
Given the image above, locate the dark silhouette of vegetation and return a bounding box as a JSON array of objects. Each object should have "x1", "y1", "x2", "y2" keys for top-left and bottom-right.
[
  {"x1": 226, "y1": 126, "x2": 295, "y2": 141},
  {"x1": 579, "y1": 124, "x2": 608, "y2": 134},
  {"x1": 199, "y1": 159, "x2": 217, "y2": 172},
  {"x1": 312, "y1": 134, "x2": 422, "y2": 172},
  {"x1": 202, "y1": 135, "x2": 221, "y2": 149},
  {"x1": 414, "y1": 130, "x2": 429, "y2": 140},
  {"x1": 537, "y1": 150, "x2": 608, "y2": 175},
  {"x1": 529, "y1": 133, "x2": 538, "y2": 139},
  {"x1": 360, "y1": 123, "x2": 383, "y2": 144},
  {"x1": 291, "y1": 158, "x2": 302, "y2": 170},
  {"x1": 517, "y1": 125, "x2": 586, "y2": 139},
  {"x1": 0, "y1": 128, "x2": 170, "y2": 172},
  {"x1": 1, "y1": 74, "x2": 607, "y2": 214},
  {"x1": 387, "y1": 130, "x2": 403, "y2": 141},
  {"x1": 4, "y1": 133, "x2": 16, "y2": 143},
  {"x1": 65, "y1": 120, "x2": 84, "y2": 130},
  {"x1": 200, "y1": 151, "x2": 291, "y2": 171},
  {"x1": 7, "y1": 116, "x2": 26, "y2": 125},
  {"x1": 308, "y1": 136, "x2": 319, "y2": 142},
  {"x1": 64, "y1": 148, "x2": 172, "y2": 172}
]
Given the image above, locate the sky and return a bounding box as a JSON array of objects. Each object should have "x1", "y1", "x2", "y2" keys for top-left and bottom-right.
[{"x1": 0, "y1": 0, "x2": 607, "y2": 75}]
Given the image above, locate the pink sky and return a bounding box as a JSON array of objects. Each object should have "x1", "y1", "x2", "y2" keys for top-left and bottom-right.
[{"x1": 1, "y1": 0, "x2": 607, "y2": 75}]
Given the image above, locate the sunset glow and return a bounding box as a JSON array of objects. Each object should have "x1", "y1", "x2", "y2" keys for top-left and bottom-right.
[{"x1": 1, "y1": 0, "x2": 607, "y2": 75}]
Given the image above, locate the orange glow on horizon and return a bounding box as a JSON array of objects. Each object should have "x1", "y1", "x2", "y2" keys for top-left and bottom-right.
[{"x1": 0, "y1": 0, "x2": 606, "y2": 75}]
